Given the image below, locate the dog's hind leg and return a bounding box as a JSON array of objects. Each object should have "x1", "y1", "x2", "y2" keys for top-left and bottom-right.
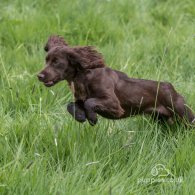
[
  {"x1": 171, "y1": 95, "x2": 195, "y2": 124},
  {"x1": 161, "y1": 82, "x2": 195, "y2": 124}
]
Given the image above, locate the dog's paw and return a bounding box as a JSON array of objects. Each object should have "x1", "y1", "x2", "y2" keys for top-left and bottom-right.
[
  {"x1": 67, "y1": 102, "x2": 86, "y2": 123},
  {"x1": 87, "y1": 113, "x2": 98, "y2": 126},
  {"x1": 75, "y1": 113, "x2": 86, "y2": 123},
  {"x1": 88, "y1": 118, "x2": 98, "y2": 126}
]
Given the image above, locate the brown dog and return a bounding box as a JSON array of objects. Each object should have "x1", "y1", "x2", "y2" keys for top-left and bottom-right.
[{"x1": 38, "y1": 35, "x2": 195, "y2": 126}]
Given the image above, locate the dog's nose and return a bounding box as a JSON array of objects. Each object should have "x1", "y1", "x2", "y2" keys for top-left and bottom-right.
[{"x1": 37, "y1": 73, "x2": 45, "y2": 81}]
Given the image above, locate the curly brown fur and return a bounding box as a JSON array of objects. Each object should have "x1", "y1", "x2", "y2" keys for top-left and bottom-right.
[
  {"x1": 38, "y1": 35, "x2": 195, "y2": 126},
  {"x1": 44, "y1": 35, "x2": 68, "y2": 52},
  {"x1": 64, "y1": 46, "x2": 105, "y2": 69}
]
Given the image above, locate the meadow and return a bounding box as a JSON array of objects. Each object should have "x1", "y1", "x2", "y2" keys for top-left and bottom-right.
[{"x1": 0, "y1": 0, "x2": 195, "y2": 194}]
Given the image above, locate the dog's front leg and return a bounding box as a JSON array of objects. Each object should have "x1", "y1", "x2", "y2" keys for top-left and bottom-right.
[
  {"x1": 67, "y1": 100, "x2": 87, "y2": 123},
  {"x1": 84, "y1": 98, "x2": 124, "y2": 125}
]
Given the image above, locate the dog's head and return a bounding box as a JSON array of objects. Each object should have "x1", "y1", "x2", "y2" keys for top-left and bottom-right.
[{"x1": 38, "y1": 36, "x2": 105, "y2": 87}]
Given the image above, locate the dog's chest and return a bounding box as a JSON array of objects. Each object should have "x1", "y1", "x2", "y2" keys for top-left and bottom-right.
[{"x1": 70, "y1": 81, "x2": 88, "y2": 101}]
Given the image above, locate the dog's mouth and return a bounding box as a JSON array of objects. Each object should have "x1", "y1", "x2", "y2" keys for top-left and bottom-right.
[
  {"x1": 38, "y1": 75, "x2": 62, "y2": 87},
  {"x1": 43, "y1": 79, "x2": 60, "y2": 87},
  {"x1": 44, "y1": 81, "x2": 55, "y2": 87}
]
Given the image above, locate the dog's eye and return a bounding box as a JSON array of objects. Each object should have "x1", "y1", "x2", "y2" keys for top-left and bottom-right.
[
  {"x1": 52, "y1": 59, "x2": 58, "y2": 65},
  {"x1": 52, "y1": 58, "x2": 57, "y2": 63}
]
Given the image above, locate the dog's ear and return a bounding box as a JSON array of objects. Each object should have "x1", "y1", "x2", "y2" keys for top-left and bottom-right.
[
  {"x1": 44, "y1": 35, "x2": 68, "y2": 52},
  {"x1": 65, "y1": 46, "x2": 105, "y2": 69}
]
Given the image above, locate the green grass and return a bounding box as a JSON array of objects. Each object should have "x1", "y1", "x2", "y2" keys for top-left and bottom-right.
[{"x1": 0, "y1": 0, "x2": 195, "y2": 194}]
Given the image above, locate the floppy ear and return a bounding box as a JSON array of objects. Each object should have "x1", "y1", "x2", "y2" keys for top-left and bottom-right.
[
  {"x1": 65, "y1": 46, "x2": 105, "y2": 69},
  {"x1": 44, "y1": 35, "x2": 68, "y2": 52}
]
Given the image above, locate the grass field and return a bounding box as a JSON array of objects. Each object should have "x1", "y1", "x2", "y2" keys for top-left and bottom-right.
[{"x1": 0, "y1": 0, "x2": 195, "y2": 194}]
